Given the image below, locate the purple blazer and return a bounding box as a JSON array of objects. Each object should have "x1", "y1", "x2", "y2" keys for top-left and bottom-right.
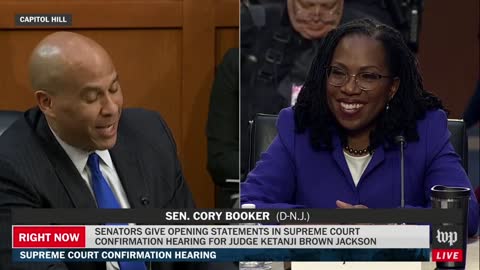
[{"x1": 241, "y1": 107, "x2": 479, "y2": 236}]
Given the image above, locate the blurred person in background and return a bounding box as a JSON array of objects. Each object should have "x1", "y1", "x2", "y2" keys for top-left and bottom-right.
[
  {"x1": 463, "y1": 80, "x2": 480, "y2": 129},
  {"x1": 206, "y1": 48, "x2": 239, "y2": 208},
  {"x1": 463, "y1": 80, "x2": 480, "y2": 202}
]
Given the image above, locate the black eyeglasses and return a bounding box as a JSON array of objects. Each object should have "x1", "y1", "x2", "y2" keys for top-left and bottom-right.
[{"x1": 326, "y1": 66, "x2": 393, "y2": 91}]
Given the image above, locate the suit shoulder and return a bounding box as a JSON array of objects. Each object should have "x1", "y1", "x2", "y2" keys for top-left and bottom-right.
[
  {"x1": 414, "y1": 109, "x2": 450, "y2": 155},
  {"x1": 223, "y1": 48, "x2": 239, "y2": 67},
  {"x1": 0, "y1": 114, "x2": 38, "y2": 159},
  {"x1": 120, "y1": 108, "x2": 170, "y2": 132},
  {"x1": 119, "y1": 108, "x2": 176, "y2": 149},
  {"x1": 277, "y1": 107, "x2": 295, "y2": 125},
  {"x1": 417, "y1": 109, "x2": 448, "y2": 132},
  {"x1": 277, "y1": 107, "x2": 295, "y2": 133},
  {"x1": 121, "y1": 108, "x2": 163, "y2": 122},
  {"x1": 424, "y1": 109, "x2": 447, "y2": 122},
  {"x1": 275, "y1": 107, "x2": 297, "y2": 151},
  {"x1": 0, "y1": 113, "x2": 47, "y2": 185}
]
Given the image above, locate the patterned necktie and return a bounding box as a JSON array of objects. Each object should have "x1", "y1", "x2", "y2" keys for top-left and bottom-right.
[{"x1": 87, "y1": 153, "x2": 147, "y2": 270}]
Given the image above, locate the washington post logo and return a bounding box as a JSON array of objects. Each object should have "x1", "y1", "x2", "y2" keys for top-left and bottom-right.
[{"x1": 436, "y1": 229, "x2": 457, "y2": 247}]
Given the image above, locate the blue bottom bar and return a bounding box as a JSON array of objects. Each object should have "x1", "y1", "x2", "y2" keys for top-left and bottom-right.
[{"x1": 13, "y1": 248, "x2": 430, "y2": 262}]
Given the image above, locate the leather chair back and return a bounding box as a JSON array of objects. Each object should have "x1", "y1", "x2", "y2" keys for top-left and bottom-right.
[
  {"x1": 447, "y1": 119, "x2": 468, "y2": 172},
  {"x1": 248, "y1": 114, "x2": 278, "y2": 172}
]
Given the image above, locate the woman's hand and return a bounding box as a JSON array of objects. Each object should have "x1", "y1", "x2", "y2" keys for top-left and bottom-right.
[{"x1": 336, "y1": 200, "x2": 368, "y2": 209}]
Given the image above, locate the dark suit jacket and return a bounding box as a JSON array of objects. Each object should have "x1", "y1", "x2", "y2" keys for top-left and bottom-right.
[{"x1": 0, "y1": 107, "x2": 207, "y2": 270}]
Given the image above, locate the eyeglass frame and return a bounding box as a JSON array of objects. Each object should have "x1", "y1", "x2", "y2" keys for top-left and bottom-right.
[{"x1": 325, "y1": 66, "x2": 395, "y2": 91}]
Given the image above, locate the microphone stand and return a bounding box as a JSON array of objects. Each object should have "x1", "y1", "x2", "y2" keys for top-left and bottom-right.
[{"x1": 395, "y1": 136, "x2": 406, "y2": 208}]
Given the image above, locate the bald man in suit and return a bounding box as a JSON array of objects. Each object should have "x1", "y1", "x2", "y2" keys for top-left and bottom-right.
[{"x1": 0, "y1": 32, "x2": 207, "y2": 270}]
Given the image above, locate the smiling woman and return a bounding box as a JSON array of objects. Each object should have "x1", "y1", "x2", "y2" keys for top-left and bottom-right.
[{"x1": 240, "y1": 18, "x2": 479, "y2": 237}]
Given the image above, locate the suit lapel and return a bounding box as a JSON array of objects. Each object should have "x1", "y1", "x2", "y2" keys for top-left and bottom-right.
[
  {"x1": 109, "y1": 131, "x2": 150, "y2": 209},
  {"x1": 33, "y1": 111, "x2": 97, "y2": 208},
  {"x1": 361, "y1": 144, "x2": 385, "y2": 180},
  {"x1": 331, "y1": 136, "x2": 357, "y2": 191}
]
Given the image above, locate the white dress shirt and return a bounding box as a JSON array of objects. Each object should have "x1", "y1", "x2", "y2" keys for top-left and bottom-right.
[
  {"x1": 51, "y1": 129, "x2": 129, "y2": 270},
  {"x1": 343, "y1": 151, "x2": 372, "y2": 187}
]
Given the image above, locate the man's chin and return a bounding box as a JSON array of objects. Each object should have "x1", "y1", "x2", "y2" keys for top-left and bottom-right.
[
  {"x1": 307, "y1": 26, "x2": 335, "y2": 38},
  {"x1": 93, "y1": 137, "x2": 118, "y2": 151},
  {"x1": 296, "y1": 25, "x2": 331, "y2": 40}
]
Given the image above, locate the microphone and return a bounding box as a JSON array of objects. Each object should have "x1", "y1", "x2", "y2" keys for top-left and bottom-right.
[
  {"x1": 395, "y1": 136, "x2": 406, "y2": 208},
  {"x1": 408, "y1": 2, "x2": 420, "y2": 52}
]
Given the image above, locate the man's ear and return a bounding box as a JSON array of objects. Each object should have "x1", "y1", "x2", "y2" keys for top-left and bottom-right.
[
  {"x1": 389, "y1": 78, "x2": 400, "y2": 100},
  {"x1": 34, "y1": 90, "x2": 55, "y2": 118}
]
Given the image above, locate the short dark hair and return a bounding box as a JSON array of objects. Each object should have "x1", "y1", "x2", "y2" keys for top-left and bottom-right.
[{"x1": 294, "y1": 18, "x2": 444, "y2": 151}]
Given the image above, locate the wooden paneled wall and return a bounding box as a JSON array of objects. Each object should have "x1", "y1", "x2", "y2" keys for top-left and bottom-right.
[
  {"x1": 0, "y1": 0, "x2": 239, "y2": 208},
  {"x1": 418, "y1": 0, "x2": 479, "y2": 118}
]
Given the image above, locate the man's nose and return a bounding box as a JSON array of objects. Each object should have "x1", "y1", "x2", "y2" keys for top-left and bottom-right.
[
  {"x1": 101, "y1": 94, "x2": 117, "y2": 115},
  {"x1": 310, "y1": 6, "x2": 322, "y2": 21}
]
